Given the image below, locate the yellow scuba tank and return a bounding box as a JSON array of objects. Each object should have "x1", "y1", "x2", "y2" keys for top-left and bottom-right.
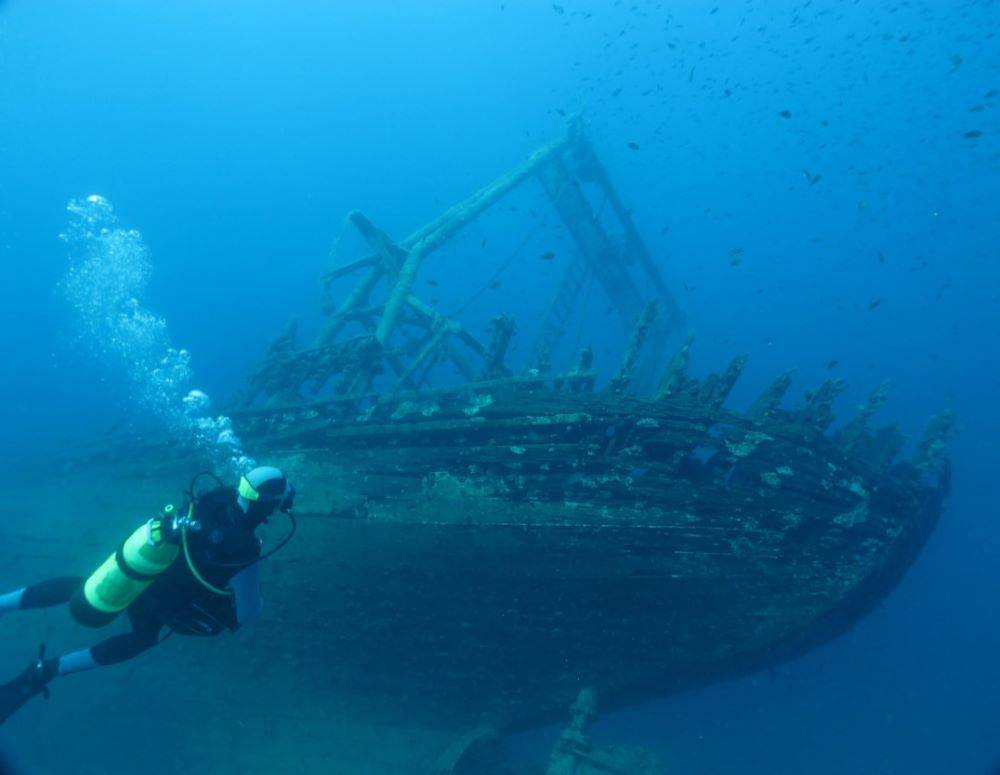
[{"x1": 71, "y1": 505, "x2": 181, "y2": 628}]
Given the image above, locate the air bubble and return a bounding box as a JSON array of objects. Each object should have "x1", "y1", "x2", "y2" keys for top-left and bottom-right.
[{"x1": 60, "y1": 195, "x2": 255, "y2": 475}]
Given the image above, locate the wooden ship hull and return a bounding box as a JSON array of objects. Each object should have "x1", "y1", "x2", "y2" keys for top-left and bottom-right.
[
  {"x1": 222, "y1": 369, "x2": 950, "y2": 737},
  {"x1": 22, "y1": 121, "x2": 951, "y2": 772}
]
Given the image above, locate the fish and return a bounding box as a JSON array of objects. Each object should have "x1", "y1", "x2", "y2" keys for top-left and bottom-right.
[
  {"x1": 948, "y1": 53, "x2": 963, "y2": 73},
  {"x1": 729, "y1": 258, "x2": 742, "y2": 268},
  {"x1": 867, "y1": 298, "x2": 882, "y2": 311},
  {"x1": 826, "y1": 359, "x2": 839, "y2": 370},
  {"x1": 552, "y1": 4, "x2": 565, "y2": 14},
  {"x1": 660, "y1": 225, "x2": 670, "y2": 235},
  {"x1": 488, "y1": 280, "x2": 502, "y2": 290},
  {"x1": 627, "y1": 141, "x2": 640, "y2": 150},
  {"x1": 480, "y1": 239, "x2": 487, "y2": 249},
  {"x1": 986, "y1": 89, "x2": 999, "y2": 99},
  {"x1": 426, "y1": 279, "x2": 439, "y2": 287},
  {"x1": 879, "y1": 252, "x2": 886, "y2": 265},
  {"x1": 540, "y1": 251, "x2": 556, "y2": 260},
  {"x1": 729, "y1": 247, "x2": 743, "y2": 257},
  {"x1": 556, "y1": 108, "x2": 566, "y2": 117},
  {"x1": 802, "y1": 169, "x2": 822, "y2": 185},
  {"x1": 778, "y1": 109, "x2": 792, "y2": 119},
  {"x1": 964, "y1": 129, "x2": 983, "y2": 139}
]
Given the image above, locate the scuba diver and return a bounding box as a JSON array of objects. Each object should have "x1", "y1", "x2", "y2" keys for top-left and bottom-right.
[{"x1": 0, "y1": 465, "x2": 295, "y2": 724}]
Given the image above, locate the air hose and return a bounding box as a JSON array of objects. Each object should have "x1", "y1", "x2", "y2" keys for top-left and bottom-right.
[{"x1": 181, "y1": 503, "x2": 231, "y2": 597}]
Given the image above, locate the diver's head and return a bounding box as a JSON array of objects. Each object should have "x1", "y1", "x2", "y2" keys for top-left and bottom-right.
[{"x1": 237, "y1": 466, "x2": 295, "y2": 525}]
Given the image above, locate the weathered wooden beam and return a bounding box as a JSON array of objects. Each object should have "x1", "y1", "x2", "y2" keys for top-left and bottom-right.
[
  {"x1": 533, "y1": 254, "x2": 589, "y2": 364},
  {"x1": 376, "y1": 245, "x2": 427, "y2": 344},
  {"x1": 537, "y1": 156, "x2": 647, "y2": 332},
  {"x1": 320, "y1": 255, "x2": 378, "y2": 283},
  {"x1": 404, "y1": 131, "x2": 574, "y2": 258},
  {"x1": 405, "y1": 295, "x2": 487, "y2": 357},
  {"x1": 391, "y1": 324, "x2": 450, "y2": 394},
  {"x1": 607, "y1": 302, "x2": 658, "y2": 395},
  {"x1": 480, "y1": 315, "x2": 517, "y2": 380},
  {"x1": 348, "y1": 210, "x2": 408, "y2": 274},
  {"x1": 228, "y1": 372, "x2": 597, "y2": 422},
  {"x1": 862, "y1": 423, "x2": 905, "y2": 472},
  {"x1": 445, "y1": 344, "x2": 478, "y2": 382},
  {"x1": 696, "y1": 354, "x2": 748, "y2": 410},
  {"x1": 656, "y1": 333, "x2": 694, "y2": 400},
  {"x1": 568, "y1": 123, "x2": 684, "y2": 332},
  {"x1": 554, "y1": 347, "x2": 595, "y2": 392},
  {"x1": 798, "y1": 379, "x2": 845, "y2": 431},
  {"x1": 913, "y1": 410, "x2": 955, "y2": 477},
  {"x1": 338, "y1": 129, "x2": 575, "y2": 286},
  {"x1": 748, "y1": 371, "x2": 794, "y2": 421},
  {"x1": 837, "y1": 381, "x2": 890, "y2": 452},
  {"x1": 318, "y1": 265, "x2": 384, "y2": 345}
]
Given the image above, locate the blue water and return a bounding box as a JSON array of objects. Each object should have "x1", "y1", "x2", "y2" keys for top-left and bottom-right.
[{"x1": 1, "y1": 1, "x2": 997, "y2": 772}]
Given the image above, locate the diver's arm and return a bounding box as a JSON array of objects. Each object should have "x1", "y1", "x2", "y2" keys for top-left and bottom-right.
[{"x1": 230, "y1": 562, "x2": 263, "y2": 627}]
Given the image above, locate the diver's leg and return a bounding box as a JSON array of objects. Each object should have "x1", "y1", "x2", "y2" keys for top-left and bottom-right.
[
  {"x1": 34, "y1": 621, "x2": 160, "y2": 680},
  {"x1": 32, "y1": 624, "x2": 161, "y2": 682},
  {"x1": 0, "y1": 577, "x2": 82, "y2": 615},
  {"x1": 86, "y1": 624, "x2": 161, "y2": 669},
  {"x1": 0, "y1": 624, "x2": 160, "y2": 724},
  {"x1": 58, "y1": 612, "x2": 163, "y2": 676}
]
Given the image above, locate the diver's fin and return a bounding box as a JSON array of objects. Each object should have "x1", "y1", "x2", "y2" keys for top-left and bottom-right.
[{"x1": 0, "y1": 645, "x2": 56, "y2": 725}]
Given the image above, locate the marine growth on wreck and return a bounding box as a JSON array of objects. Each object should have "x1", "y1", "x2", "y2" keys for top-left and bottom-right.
[{"x1": 74, "y1": 123, "x2": 952, "y2": 758}]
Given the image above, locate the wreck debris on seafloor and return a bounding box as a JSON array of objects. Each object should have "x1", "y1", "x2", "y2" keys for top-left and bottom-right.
[{"x1": 431, "y1": 688, "x2": 667, "y2": 775}]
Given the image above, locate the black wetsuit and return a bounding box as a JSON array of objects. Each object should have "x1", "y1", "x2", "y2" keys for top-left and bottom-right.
[{"x1": 19, "y1": 486, "x2": 261, "y2": 666}]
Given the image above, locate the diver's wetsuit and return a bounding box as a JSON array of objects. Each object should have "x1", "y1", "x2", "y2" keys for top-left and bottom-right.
[{"x1": 15, "y1": 486, "x2": 262, "y2": 667}]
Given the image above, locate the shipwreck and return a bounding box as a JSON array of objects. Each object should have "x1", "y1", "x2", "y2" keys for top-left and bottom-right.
[{"x1": 39, "y1": 120, "x2": 951, "y2": 773}]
